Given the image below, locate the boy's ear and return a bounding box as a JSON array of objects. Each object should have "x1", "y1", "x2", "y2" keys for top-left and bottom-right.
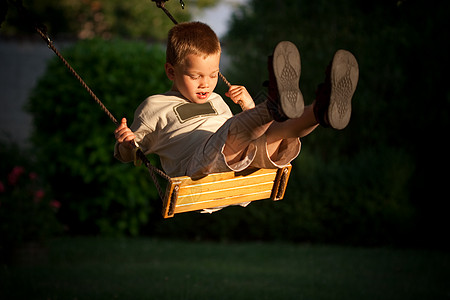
[{"x1": 165, "y1": 62, "x2": 175, "y2": 80}]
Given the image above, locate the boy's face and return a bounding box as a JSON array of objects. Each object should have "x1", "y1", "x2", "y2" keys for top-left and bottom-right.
[{"x1": 166, "y1": 52, "x2": 220, "y2": 104}]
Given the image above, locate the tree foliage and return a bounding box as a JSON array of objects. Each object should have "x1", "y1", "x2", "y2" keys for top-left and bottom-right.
[
  {"x1": 1, "y1": 0, "x2": 217, "y2": 40},
  {"x1": 27, "y1": 39, "x2": 171, "y2": 235},
  {"x1": 214, "y1": 0, "x2": 450, "y2": 246}
]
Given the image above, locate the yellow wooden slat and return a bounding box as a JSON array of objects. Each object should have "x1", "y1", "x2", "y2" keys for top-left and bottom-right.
[
  {"x1": 177, "y1": 181, "x2": 275, "y2": 206},
  {"x1": 173, "y1": 168, "x2": 278, "y2": 187},
  {"x1": 161, "y1": 165, "x2": 292, "y2": 218},
  {"x1": 177, "y1": 172, "x2": 277, "y2": 195},
  {"x1": 174, "y1": 190, "x2": 273, "y2": 214}
]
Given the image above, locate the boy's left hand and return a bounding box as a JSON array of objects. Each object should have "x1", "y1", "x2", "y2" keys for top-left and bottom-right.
[
  {"x1": 114, "y1": 118, "x2": 136, "y2": 150},
  {"x1": 225, "y1": 85, "x2": 255, "y2": 110}
]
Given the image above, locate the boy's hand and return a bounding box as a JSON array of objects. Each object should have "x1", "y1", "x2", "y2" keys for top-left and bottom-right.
[
  {"x1": 225, "y1": 85, "x2": 255, "y2": 110},
  {"x1": 114, "y1": 118, "x2": 136, "y2": 149}
]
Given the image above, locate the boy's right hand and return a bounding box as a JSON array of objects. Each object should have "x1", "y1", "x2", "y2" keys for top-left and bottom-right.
[
  {"x1": 114, "y1": 118, "x2": 136, "y2": 149},
  {"x1": 225, "y1": 85, "x2": 255, "y2": 110}
]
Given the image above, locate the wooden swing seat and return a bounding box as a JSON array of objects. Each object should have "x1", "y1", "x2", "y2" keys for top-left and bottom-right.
[{"x1": 161, "y1": 165, "x2": 292, "y2": 218}]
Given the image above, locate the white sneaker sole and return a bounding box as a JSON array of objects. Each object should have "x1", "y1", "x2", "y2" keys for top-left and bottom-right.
[
  {"x1": 273, "y1": 41, "x2": 304, "y2": 119},
  {"x1": 328, "y1": 50, "x2": 359, "y2": 130}
]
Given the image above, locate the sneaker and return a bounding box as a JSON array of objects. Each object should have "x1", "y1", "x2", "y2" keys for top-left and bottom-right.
[
  {"x1": 314, "y1": 50, "x2": 359, "y2": 130},
  {"x1": 266, "y1": 41, "x2": 304, "y2": 121}
]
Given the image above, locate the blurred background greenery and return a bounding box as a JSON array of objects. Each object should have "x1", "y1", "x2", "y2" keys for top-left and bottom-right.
[{"x1": 1, "y1": 0, "x2": 449, "y2": 251}]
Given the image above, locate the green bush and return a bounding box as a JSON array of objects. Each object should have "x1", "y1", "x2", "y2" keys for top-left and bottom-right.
[
  {"x1": 282, "y1": 146, "x2": 416, "y2": 245},
  {"x1": 0, "y1": 139, "x2": 62, "y2": 262},
  {"x1": 27, "y1": 38, "x2": 171, "y2": 236}
]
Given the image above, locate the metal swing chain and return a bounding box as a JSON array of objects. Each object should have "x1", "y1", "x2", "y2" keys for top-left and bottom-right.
[{"x1": 33, "y1": 26, "x2": 170, "y2": 200}]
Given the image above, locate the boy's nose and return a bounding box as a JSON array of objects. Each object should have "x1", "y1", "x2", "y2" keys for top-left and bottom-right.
[{"x1": 199, "y1": 77, "x2": 209, "y2": 88}]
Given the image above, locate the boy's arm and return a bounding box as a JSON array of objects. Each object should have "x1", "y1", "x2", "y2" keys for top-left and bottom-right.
[
  {"x1": 225, "y1": 85, "x2": 255, "y2": 110},
  {"x1": 114, "y1": 118, "x2": 137, "y2": 162}
]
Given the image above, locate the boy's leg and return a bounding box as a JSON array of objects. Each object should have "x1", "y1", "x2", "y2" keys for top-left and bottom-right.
[
  {"x1": 223, "y1": 104, "x2": 274, "y2": 165},
  {"x1": 224, "y1": 46, "x2": 359, "y2": 165},
  {"x1": 224, "y1": 41, "x2": 304, "y2": 164},
  {"x1": 266, "y1": 105, "x2": 318, "y2": 140}
]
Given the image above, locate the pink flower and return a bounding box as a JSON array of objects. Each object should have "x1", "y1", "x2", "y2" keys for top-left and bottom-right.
[
  {"x1": 29, "y1": 172, "x2": 38, "y2": 181},
  {"x1": 8, "y1": 166, "x2": 25, "y2": 185},
  {"x1": 50, "y1": 200, "x2": 61, "y2": 209},
  {"x1": 0, "y1": 181, "x2": 5, "y2": 193},
  {"x1": 34, "y1": 189, "x2": 46, "y2": 203}
]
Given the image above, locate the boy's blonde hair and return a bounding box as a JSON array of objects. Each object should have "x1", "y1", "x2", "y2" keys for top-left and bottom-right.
[{"x1": 166, "y1": 22, "x2": 221, "y2": 66}]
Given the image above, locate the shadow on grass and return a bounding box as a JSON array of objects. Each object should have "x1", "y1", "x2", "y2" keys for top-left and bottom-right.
[{"x1": 1, "y1": 237, "x2": 449, "y2": 300}]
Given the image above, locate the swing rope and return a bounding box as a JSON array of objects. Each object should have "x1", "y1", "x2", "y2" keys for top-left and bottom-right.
[
  {"x1": 32, "y1": 23, "x2": 170, "y2": 200},
  {"x1": 36, "y1": 28, "x2": 119, "y2": 126},
  {"x1": 153, "y1": 0, "x2": 181, "y2": 25}
]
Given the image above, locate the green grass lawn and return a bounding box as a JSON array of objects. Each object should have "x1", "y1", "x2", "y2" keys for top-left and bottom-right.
[{"x1": 1, "y1": 237, "x2": 449, "y2": 299}]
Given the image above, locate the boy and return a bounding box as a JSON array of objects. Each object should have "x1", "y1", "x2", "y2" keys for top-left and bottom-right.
[{"x1": 114, "y1": 22, "x2": 359, "y2": 179}]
